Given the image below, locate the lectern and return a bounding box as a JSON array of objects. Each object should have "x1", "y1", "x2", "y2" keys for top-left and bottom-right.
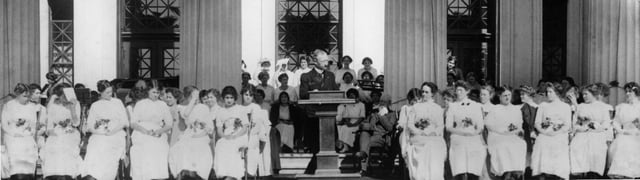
[{"x1": 298, "y1": 90, "x2": 356, "y2": 177}]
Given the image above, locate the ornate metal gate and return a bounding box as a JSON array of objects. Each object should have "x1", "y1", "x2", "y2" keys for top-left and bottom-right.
[{"x1": 277, "y1": 0, "x2": 341, "y2": 70}]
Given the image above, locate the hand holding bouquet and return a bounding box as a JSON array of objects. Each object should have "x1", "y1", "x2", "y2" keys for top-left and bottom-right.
[
  {"x1": 508, "y1": 123, "x2": 518, "y2": 132},
  {"x1": 632, "y1": 118, "x2": 640, "y2": 130},
  {"x1": 414, "y1": 118, "x2": 431, "y2": 130},
  {"x1": 94, "y1": 119, "x2": 111, "y2": 133}
]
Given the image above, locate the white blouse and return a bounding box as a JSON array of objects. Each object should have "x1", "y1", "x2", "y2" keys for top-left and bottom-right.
[{"x1": 87, "y1": 98, "x2": 128, "y2": 134}]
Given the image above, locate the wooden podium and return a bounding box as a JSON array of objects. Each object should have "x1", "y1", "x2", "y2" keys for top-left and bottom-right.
[{"x1": 298, "y1": 90, "x2": 358, "y2": 178}]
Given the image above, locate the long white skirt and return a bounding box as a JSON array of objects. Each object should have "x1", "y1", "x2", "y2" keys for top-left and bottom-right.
[
  {"x1": 41, "y1": 131, "x2": 81, "y2": 177},
  {"x1": 531, "y1": 134, "x2": 570, "y2": 179},
  {"x1": 214, "y1": 135, "x2": 247, "y2": 179},
  {"x1": 130, "y1": 132, "x2": 170, "y2": 180},
  {"x1": 81, "y1": 131, "x2": 126, "y2": 180},
  {"x1": 608, "y1": 134, "x2": 640, "y2": 178},
  {"x1": 246, "y1": 136, "x2": 272, "y2": 176},
  {"x1": 337, "y1": 125, "x2": 358, "y2": 147},
  {"x1": 275, "y1": 124, "x2": 294, "y2": 148},
  {"x1": 487, "y1": 132, "x2": 526, "y2": 175},
  {"x1": 449, "y1": 134, "x2": 487, "y2": 176},
  {"x1": 169, "y1": 135, "x2": 212, "y2": 178},
  {"x1": 569, "y1": 132, "x2": 608, "y2": 175},
  {"x1": 1, "y1": 144, "x2": 9, "y2": 178},
  {"x1": 409, "y1": 136, "x2": 447, "y2": 180},
  {"x1": 4, "y1": 136, "x2": 38, "y2": 176}
]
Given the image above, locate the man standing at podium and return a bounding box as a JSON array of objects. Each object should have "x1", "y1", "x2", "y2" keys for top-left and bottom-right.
[
  {"x1": 298, "y1": 49, "x2": 339, "y2": 153},
  {"x1": 299, "y1": 49, "x2": 339, "y2": 99}
]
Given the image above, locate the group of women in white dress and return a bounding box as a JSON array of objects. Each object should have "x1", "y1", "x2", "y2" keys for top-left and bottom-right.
[
  {"x1": 398, "y1": 80, "x2": 640, "y2": 180},
  {"x1": 1, "y1": 80, "x2": 273, "y2": 180}
]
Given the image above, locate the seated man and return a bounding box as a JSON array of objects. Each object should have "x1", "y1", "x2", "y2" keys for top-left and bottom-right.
[{"x1": 357, "y1": 94, "x2": 397, "y2": 175}]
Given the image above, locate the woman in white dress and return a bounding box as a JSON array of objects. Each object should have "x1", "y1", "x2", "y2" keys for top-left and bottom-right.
[
  {"x1": 608, "y1": 82, "x2": 640, "y2": 179},
  {"x1": 397, "y1": 88, "x2": 421, "y2": 179},
  {"x1": 82, "y1": 80, "x2": 128, "y2": 180},
  {"x1": 407, "y1": 82, "x2": 446, "y2": 180},
  {"x1": 240, "y1": 86, "x2": 272, "y2": 177},
  {"x1": 570, "y1": 84, "x2": 611, "y2": 178},
  {"x1": 169, "y1": 88, "x2": 214, "y2": 179},
  {"x1": 214, "y1": 86, "x2": 250, "y2": 180},
  {"x1": 1, "y1": 83, "x2": 38, "y2": 179},
  {"x1": 130, "y1": 80, "x2": 173, "y2": 180},
  {"x1": 479, "y1": 86, "x2": 495, "y2": 117},
  {"x1": 445, "y1": 80, "x2": 486, "y2": 180},
  {"x1": 336, "y1": 88, "x2": 365, "y2": 153},
  {"x1": 531, "y1": 82, "x2": 571, "y2": 180},
  {"x1": 164, "y1": 87, "x2": 183, "y2": 147},
  {"x1": 484, "y1": 86, "x2": 526, "y2": 179},
  {"x1": 41, "y1": 83, "x2": 81, "y2": 180}
]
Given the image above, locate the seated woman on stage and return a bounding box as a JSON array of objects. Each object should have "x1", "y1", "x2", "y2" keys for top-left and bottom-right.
[
  {"x1": 531, "y1": 82, "x2": 571, "y2": 180},
  {"x1": 485, "y1": 86, "x2": 527, "y2": 180},
  {"x1": 397, "y1": 88, "x2": 421, "y2": 178},
  {"x1": 129, "y1": 80, "x2": 173, "y2": 180},
  {"x1": 270, "y1": 92, "x2": 306, "y2": 153},
  {"x1": 570, "y1": 84, "x2": 611, "y2": 179},
  {"x1": 2, "y1": 83, "x2": 38, "y2": 180},
  {"x1": 336, "y1": 88, "x2": 365, "y2": 153},
  {"x1": 608, "y1": 82, "x2": 640, "y2": 179},
  {"x1": 41, "y1": 83, "x2": 81, "y2": 180},
  {"x1": 407, "y1": 82, "x2": 446, "y2": 180},
  {"x1": 169, "y1": 88, "x2": 214, "y2": 179},
  {"x1": 214, "y1": 86, "x2": 250, "y2": 180},
  {"x1": 240, "y1": 86, "x2": 272, "y2": 177},
  {"x1": 82, "y1": 80, "x2": 128, "y2": 180},
  {"x1": 445, "y1": 80, "x2": 486, "y2": 180}
]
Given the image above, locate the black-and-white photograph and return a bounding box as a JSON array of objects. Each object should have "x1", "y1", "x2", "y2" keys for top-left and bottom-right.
[{"x1": 1, "y1": 0, "x2": 639, "y2": 180}]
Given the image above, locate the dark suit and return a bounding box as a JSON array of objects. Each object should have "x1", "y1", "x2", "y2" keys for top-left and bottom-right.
[
  {"x1": 297, "y1": 68, "x2": 338, "y2": 153},
  {"x1": 299, "y1": 68, "x2": 339, "y2": 99}
]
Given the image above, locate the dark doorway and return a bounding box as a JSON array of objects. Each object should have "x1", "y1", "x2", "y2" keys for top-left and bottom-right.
[
  {"x1": 447, "y1": 0, "x2": 497, "y2": 86},
  {"x1": 542, "y1": 0, "x2": 568, "y2": 80},
  {"x1": 119, "y1": 0, "x2": 180, "y2": 81}
]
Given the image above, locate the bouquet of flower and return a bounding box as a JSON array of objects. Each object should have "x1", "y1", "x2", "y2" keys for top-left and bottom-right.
[
  {"x1": 461, "y1": 117, "x2": 474, "y2": 128},
  {"x1": 541, "y1": 117, "x2": 565, "y2": 131},
  {"x1": 414, "y1": 118, "x2": 431, "y2": 130},
  {"x1": 95, "y1": 119, "x2": 111, "y2": 132},
  {"x1": 508, "y1": 123, "x2": 518, "y2": 132},
  {"x1": 577, "y1": 116, "x2": 596, "y2": 130},
  {"x1": 15, "y1": 118, "x2": 32, "y2": 134},
  {"x1": 541, "y1": 117, "x2": 552, "y2": 129},
  {"x1": 632, "y1": 118, "x2": 640, "y2": 129},
  {"x1": 56, "y1": 119, "x2": 76, "y2": 133},
  {"x1": 223, "y1": 118, "x2": 243, "y2": 136},
  {"x1": 191, "y1": 121, "x2": 206, "y2": 134}
]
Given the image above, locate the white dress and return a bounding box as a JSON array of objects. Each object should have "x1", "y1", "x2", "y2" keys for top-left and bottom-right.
[
  {"x1": 130, "y1": 99, "x2": 173, "y2": 180},
  {"x1": 41, "y1": 103, "x2": 81, "y2": 177},
  {"x1": 336, "y1": 102, "x2": 365, "y2": 147},
  {"x1": 484, "y1": 104, "x2": 526, "y2": 175},
  {"x1": 445, "y1": 99, "x2": 486, "y2": 176},
  {"x1": 608, "y1": 103, "x2": 640, "y2": 178},
  {"x1": 169, "y1": 104, "x2": 214, "y2": 178},
  {"x1": 408, "y1": 101, "x2": 447, "y2": 180},
  {"x1": 82, "y1": 98, "x2": 128, "y2": 180},
  {"x1": 214, "y1": 105, "x2": 250, "y2": 179},
  {"x1": 570, "y1": 102, "x2": 610, "y2": 175},
  {"x1": 531, "y1": 101, "x2": 571, "y2": 179},
  {"x1": 1, "y1": 100, "x2": 38, "y2": 176},
  {"x1": 243, "y1": 103, "x2": 272, "y2": 176}
]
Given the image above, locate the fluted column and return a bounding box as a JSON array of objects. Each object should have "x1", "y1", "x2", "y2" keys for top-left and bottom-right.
[
  {"x1": 180, "y1": 0, "x2": 242, "y2": 90},
  {"x1": 567, "y1": 0, "x2": 640, "y2": 85},
  {"x1": 384, "y1": 0, "x2": 447, "y2": 102},
  {"x1": 498, "y1": 0, "x2": 543, "y2": 87},
  {"x1": 0, "y1": 0, "x2": 40, "y2": 96}
]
